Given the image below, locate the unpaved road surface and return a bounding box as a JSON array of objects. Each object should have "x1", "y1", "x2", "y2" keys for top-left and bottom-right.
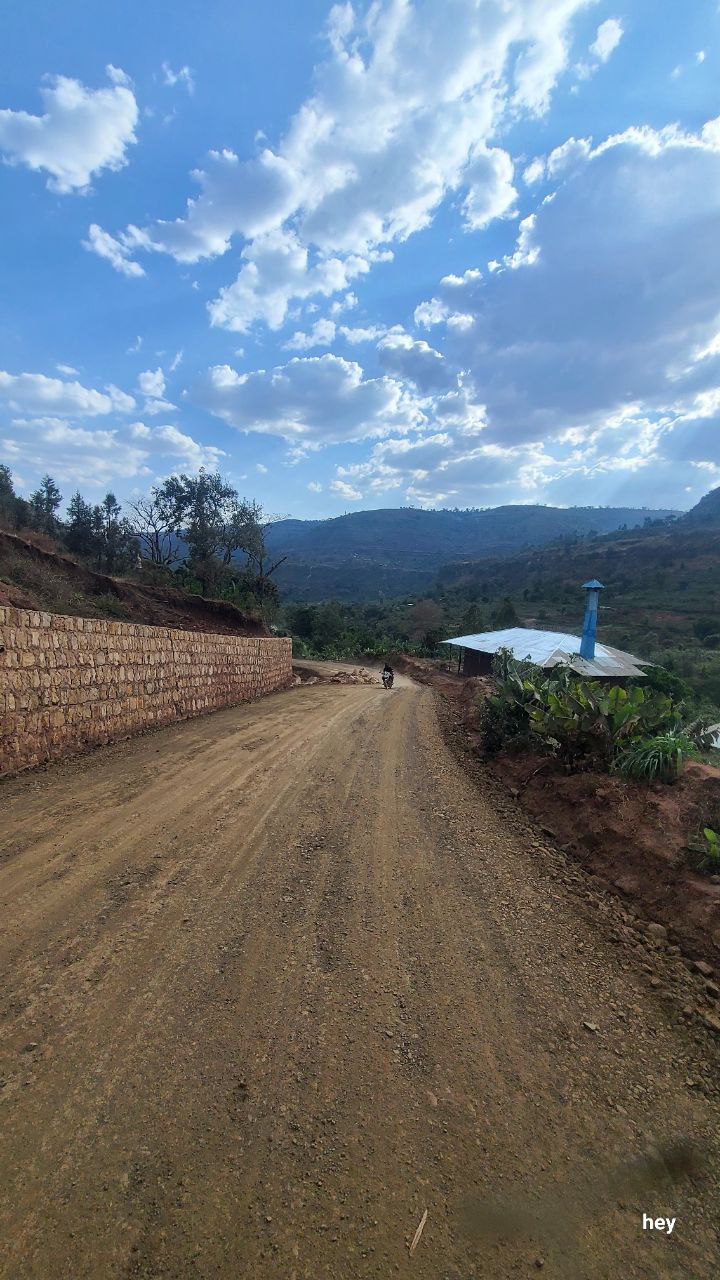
[{"x1": 2, "y1": 674, "x2": 719, "y2": 1279}]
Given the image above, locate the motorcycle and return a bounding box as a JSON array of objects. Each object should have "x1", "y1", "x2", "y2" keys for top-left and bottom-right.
[{"x1": 382, "y1": 670, "x2": 394, "y2": 689}]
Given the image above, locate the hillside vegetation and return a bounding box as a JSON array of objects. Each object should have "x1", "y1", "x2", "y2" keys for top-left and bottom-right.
[
  {"x1": 280, "y1": 489, "x2": 720, "y2": 716},
  {"x1": 265, "y1": 503, "x2": 675, "y2": 600},
  {"x1": 0, "y1": 531, "x2": 266, "y2": 635}
]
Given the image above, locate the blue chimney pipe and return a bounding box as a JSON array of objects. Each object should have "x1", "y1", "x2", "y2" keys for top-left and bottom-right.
[{"x1": 580, "y1": 579, "x2": 604, "y2": 661}]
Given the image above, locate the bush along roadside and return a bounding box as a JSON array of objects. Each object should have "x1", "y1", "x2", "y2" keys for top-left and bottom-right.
[{"x1": 479, "y1": 648, "x2": 715, "y2": 785}]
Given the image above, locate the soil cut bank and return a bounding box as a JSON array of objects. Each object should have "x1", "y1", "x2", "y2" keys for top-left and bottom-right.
[
  {"x1": 1, "y1": 671, "x2": 719, "y2": 1277},
  {"x1": 393, "y1": 655, "x2": 720, "y2": 973}
]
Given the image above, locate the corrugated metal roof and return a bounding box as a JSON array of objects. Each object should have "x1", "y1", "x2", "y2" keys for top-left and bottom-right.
[{"x1": 441, "y1": 627, "x2": 651, "y2": 678}]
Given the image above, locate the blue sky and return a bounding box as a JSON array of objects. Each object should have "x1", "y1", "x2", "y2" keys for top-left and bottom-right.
[{"x1": 1, "y1": 0, "x2": 718, "y2": 518}]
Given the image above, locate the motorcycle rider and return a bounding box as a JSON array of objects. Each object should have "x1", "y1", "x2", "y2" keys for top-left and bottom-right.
[{"x1": 382, "y1": 661, "x2": 394, "y2": 688}]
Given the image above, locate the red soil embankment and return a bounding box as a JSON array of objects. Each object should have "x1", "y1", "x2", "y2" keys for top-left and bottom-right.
[
  {"x1": 394, "y1": 654, "x2": 720, "y2": 966},
  {"x1": 0, "y1": 530, "x2": 265, "y2": 635}
]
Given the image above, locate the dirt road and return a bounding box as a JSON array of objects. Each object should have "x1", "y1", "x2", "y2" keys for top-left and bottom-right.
[{"x1": 1, "y1": 673, "x2": 719, "y2": 1278}]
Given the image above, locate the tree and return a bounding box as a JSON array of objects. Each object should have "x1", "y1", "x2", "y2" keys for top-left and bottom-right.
[
  {"x1": 127, "y1": 494, "x2": 178, "y2": 567},
  {"x1": 95, "y1": 491, "x2": 133, "y2": 572},
  {"x1": 154, "y1": 469, "x2": 266, "y2": 597},
  {"x1": 65, "y1": 491, "x2": 97, "y2": 558},
  {"x1": 493, "y1": 597, "x2": 520, "y2": 628},
  {"x1": 0, "y1": 464, "x2": 21, "y2": 529},
  {"x1": 219, "y1": 496, "x2": 264, "y2": 566},
  {"x1": 29, "y1": 475, "x2": 62, "y2": 535},
  {"x1": 460, "y1": 602, "x2": 486, "y2": 634}
]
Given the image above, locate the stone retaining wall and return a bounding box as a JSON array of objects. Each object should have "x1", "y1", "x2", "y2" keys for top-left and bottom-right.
[{"x1": 0, "y1": 606, "x2": 293, "y2": 777}]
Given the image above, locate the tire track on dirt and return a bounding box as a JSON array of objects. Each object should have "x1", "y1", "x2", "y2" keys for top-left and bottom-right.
[{"x1": 1, "y1": 675, "x2": 719, "y2": 1279}]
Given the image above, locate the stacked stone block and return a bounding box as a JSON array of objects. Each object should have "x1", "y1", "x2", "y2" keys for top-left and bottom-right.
[{"x1": 0, "y1": 606, "x2": 293, "y2": 776}]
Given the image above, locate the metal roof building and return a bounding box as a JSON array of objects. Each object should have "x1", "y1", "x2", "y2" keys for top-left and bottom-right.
[
  {"x1": 442, "y1": 581, "x2": 652, "y2": 679},
  {"x1": 441, "y1": 627, "x2": 650, "y2": 678}
]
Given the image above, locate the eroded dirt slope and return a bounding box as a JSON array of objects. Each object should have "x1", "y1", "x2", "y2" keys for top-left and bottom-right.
[{"x1": 1, "y1": 675, "x2": 719, "y2": 1278}]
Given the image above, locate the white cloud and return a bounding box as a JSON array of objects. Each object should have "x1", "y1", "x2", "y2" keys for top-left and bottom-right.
[
  {"x1": 256, "y1": 462, "x2": 268, "y2": 473},
  {"x1": 0, "y1": 370, "x2": 135, "y2": 417},
  {"x1": 420, "y1": 115, "x2": 720, "y2": 456},
  {"x1": 143, "y1": 397, "x2": 177, "y2": 417},
  {"x1": 414, "y1": 297, "x2": 449, "y2": 329},
  {"x1": 3, "y1": 414, "x2": 225, "y2": 492},
  {"x1": 546, "y1": 136, "x2": 592, "y2": 178},
  {"x1": 377, "y1": 331, "x2": 455, "y2": 393},
  {"x1": 55, "y1": 363, "x2": 78, "y2": 376},
  {"x1": 320, "y1": 113, "x2": 720, "y2": 510},
  {"x1": 92, "y1": 0, "x2": 590, "y2": 323},
  {"x1": 522, "y1": 156, "x2": 546, "y2": 186},
  {"x1": 193, "y1": 353, "x2": 426, "y2": 445},
  {"x1": 460, "y1": 146, "x2": 517, "y2": 230},
  {"x1": 127, "y1": 335, "x2": 143, "y2": 353},
  {"x1": 307, "y1": 480, "x2": 323, "y2": 492},
  {"x1": 161, "y1": 63, "x2": 195, "y2": 94},
  {"x1": 339, "y1": 324, "x2": 387, "y2": 344},
  {"x1": 169, "y1": 350, "x2": 183, "y2": 372},
  {"x1": 153, "y1": 424, "x2": 225, "y2": 469},
  {"x1": 0, "y1": 68, "x2": 137, "y2": 193},
  {"x1": 329, "y1": 292, "x2": 358, "y2": 316},
  {"x1": 590, "y1": 18, "x2": 624, "y2": 63},
  {"x1": 106, "y1": 384, "x2": 137, "y2": 413},
  {"x1": 208, "y1": 229, "x2": 373, "y2": 333},
  {"x1": 5, "y1": 418, "x2": 150, "y2": 486},
  {"x1": 138, "y1": 367, "x2": 166, "y2": 397},
  {"x1": 330, "y1": 479, "x2": 363, "y2": 501},
  {"x1": 284, "y1": 318, "x2": 337, "y2": 350},
  {"x1": 696, "y1": 50, "x2": 706, "y2": 64},
  {"x1": 84, "y1": 224, "x2": 145, "y2": 278}
]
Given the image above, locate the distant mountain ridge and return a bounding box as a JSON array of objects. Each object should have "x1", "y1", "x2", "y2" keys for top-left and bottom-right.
[{"x1": 264, "y1": 503, "x2": 677, "y2": 601}]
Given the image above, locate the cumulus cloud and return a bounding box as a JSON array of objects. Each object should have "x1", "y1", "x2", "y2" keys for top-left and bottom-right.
[
  {"x1": 208, "y1": 230, "x2": 374, "y2": 333},
  {"x1": 284, "y1": 318, "x2": 337, "y2": 350},
  {"x1": 324, "y1": 432, "x2": 556, "y2": 508},
  {"x1": 339, "y1": 324, "x2": 387, "y2": 344},
  {"x1": 0, "y1": 68, "x2": 138, "y2": 193},
  {"x1": 153, "y1": 423, "x2": 225, "y2": 469},
  {"x1": 4, "y1": 418, "x2": 150, "y2": 486},
  {"x1": 193, "y1": 353, "x2": 426, "y2": 445},
  {"x1": 91, "y1": 0, "x2": 589, "y2": 322},
  {"x1": 0, "y1": 370, "x2": 135, "y2": 417},
  {"x1": 330, "y1": 479, "x2": 363, "y2": 501},
  {"x1": 143, "y1": 397, "x2": 177, "y2": 417},
  {"x1": 376, "y1": 330, "x2": 455, "y2": 393},
  {"x1": 414, "y1": 116, "x2": 720, "y2": 451},
  {"x1": 308, "y1": 480, "x2": 323, "y2": 492},
  {"x1": 590, "y1": 17, "x2": 624, "y2": 63},
  {"x1": 138, "y1": 367, "x2": 166, "y2": 397}
]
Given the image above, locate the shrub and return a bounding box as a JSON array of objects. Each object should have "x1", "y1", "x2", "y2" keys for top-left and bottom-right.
[
  {"x1": 688, "y1": 827, "x2": 720, "y2": 874},
  {"x1": 612, "y1": 733, "x2": 699, "y2": 784},
  {"x1": 480, "y1": 652, "x2": 710, "y2": 782}
]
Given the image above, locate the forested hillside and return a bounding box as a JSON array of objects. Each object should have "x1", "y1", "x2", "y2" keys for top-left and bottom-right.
[
  {"x1": 281, "y1": 489, "x2": 720, "y2": 713},
  {"x1": 265, "y1": 503, "x2": 675, "y2": 600}
]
